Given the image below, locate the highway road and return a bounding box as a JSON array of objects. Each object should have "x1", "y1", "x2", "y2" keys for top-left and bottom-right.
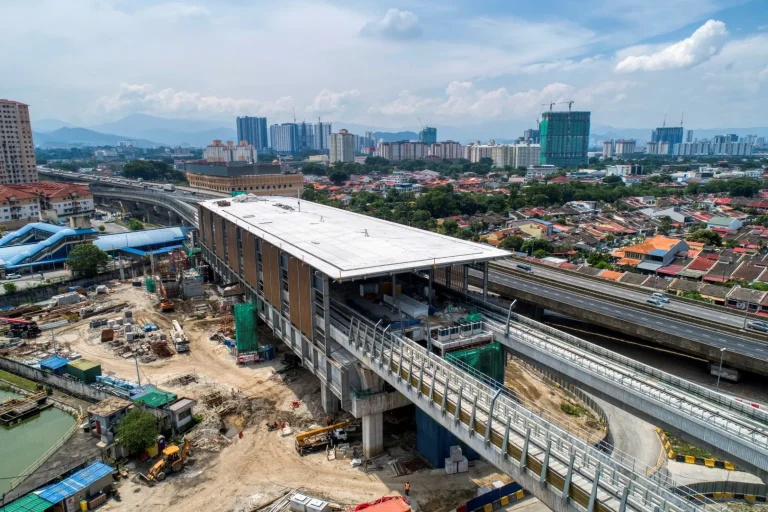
[
  {"x1": 495, "y1": 259, "x2": 754, "y2": 330},
  {"x1": 489, "y1": 269, "x2": 768, "y2": 362}
]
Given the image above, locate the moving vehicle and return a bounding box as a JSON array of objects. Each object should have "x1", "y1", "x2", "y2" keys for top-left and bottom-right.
[
  {"x1": 141, "y1": 439, "x2": 191, "y2": 483},
  {"x1": 651, "y1": 292, "x2": 670, "y2": 303},
  {"x1": 646, "y1": 297, "x2": 664, "y2": 307},
  {"x1": 516, "y1": 264, "x2": 534, "y2": 274},
  {"x1": 5, "y1": 273, "x2": 21, "y2": 280},
  {"x1": 163, "y1": 184, "x2": 175, "y2": 192},
  {"x1": 747, "y1": 320, "x2": 768, "y2": 332},
  {"x1": 295, "y1": 420, "x2": 350, "y2": 455}
]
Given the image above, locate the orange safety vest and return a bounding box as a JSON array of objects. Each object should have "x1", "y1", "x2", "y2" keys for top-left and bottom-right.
[{"x1": 405, "y1": 482, "x2": 410, "y2": 491}]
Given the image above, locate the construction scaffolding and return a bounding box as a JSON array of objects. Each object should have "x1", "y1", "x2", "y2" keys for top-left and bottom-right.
[{"x1": 234, "y1": 301, "x2": 259, "y2": 354}]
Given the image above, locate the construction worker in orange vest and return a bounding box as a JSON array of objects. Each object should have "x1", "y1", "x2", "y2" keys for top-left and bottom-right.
[{"x1": 405, "y1": 481, "x2": 410, "y2": 496}]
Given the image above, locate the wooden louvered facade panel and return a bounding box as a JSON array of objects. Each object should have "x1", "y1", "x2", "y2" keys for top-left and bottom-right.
[
  {"x1": 213, "y1": 213, "x2": 226, "y2": 262},
  {"x1": 226, "y1": 220, "x2": 239, "y2": 274},
  {"x1": 261, "y1": 241, "x2": 281, "y2": 307},
  {"x1": 241, "y1": 231, "x2": 258, "y2": 290}
]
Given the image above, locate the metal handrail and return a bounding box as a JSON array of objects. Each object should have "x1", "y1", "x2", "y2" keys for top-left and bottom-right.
[{"x1": 332, "y1": 305, "x2": 725, "y2": 512}]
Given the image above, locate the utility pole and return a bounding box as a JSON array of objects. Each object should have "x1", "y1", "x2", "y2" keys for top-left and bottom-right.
[
  {"x1": 715, "y1": 347, "x2": 726, "y2": 391},
  {"x1": 134, "y1": 353, "x2": 142, "y2": 387}
]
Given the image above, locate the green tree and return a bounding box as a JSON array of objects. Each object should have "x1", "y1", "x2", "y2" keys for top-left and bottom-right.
[
  {"x1": 123, "y1": 160, "x2": 185, "y2": 183},
  {"x1": 686, "y1": 229, "x2": 722, "y2": 246},
  {"x1": 66, "y1": 244, "x2": 109, "y2": 277},
  {"x1": 439, "y1": 219, "x2": 460, "y2": 237},
  {"x1": 532, "y1": 249, "x2": 550, "y2": 259},
  {"x1": 301, "y1": 162, "x2": 327, "y2": 176},
  {"x1": 723, "y1": 239, "x2": 739, "y2": 249},
  {"x1": 3, "y1": 282, "x2": 17, "y2": 295},
  {"x1": 754, "y1": 215, "x2": 768, "y2": 226},
  {"x1": 658, "y1": 216, "x2": 673, "y2": 235},
  {"x1": 594, "y1": 261, "x2": 613, "y2": 270},
  {"x1": 128, "y1": 219, "x2": 144, "y2": 231},
  {"x1": 328, "y1": 169, "x2": 348, "y2": 185},
  {"x1": 116, "y1": 408, "x2": 159, "y2": 455},
  {"x1": 98, "y1": 225, "x2": 106, "y2": 233},
  {"x1": 500, "y1": 236, "x2": 525, "y2": 251}
]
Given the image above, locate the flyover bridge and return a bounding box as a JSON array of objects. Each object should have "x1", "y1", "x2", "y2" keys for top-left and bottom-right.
[
  {"x1": 327, "y1": 300, "x2": 723, "y2": 512},
  {"x1": 447, "y1": 290, "x2": 768, "y2": 480}
]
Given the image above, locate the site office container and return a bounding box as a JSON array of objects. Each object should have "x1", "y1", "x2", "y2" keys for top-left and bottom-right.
[{"x1": 66, "y1": 359, "x2": 102, "y2": 384}]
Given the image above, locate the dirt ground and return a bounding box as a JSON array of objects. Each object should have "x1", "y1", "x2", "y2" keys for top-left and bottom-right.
[
  {"x1": 504, "y1": 357, "x2": 604, "y2": 444},
  {"x1": 40, "y1": 283, "x2": 514, "y2": 512}
]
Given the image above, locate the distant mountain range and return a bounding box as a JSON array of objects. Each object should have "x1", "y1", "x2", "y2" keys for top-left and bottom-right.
[{"x1": 29, "y1": 113, "x2": 768, "y2": 150}]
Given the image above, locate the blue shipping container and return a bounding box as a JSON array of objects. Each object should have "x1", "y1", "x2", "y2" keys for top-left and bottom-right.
[
  {"x1": 258, "y1": 344, "x2": 275, "y2": 361},
  {"x1": 416, "y1": 408, "x2": 479, "y2": 468}
]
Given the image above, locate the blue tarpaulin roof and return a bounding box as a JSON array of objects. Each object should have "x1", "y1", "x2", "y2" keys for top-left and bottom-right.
[
  {"x1": 38, "y1": 462, "x2": 114, "y2": 503},
  {"x1": 39, "y1": 355, "x2": 69, "y2": 370}
]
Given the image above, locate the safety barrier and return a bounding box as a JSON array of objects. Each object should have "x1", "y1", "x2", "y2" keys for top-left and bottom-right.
[{"x1": 330, "y1": 307, "x2": 725, "y2": 512}]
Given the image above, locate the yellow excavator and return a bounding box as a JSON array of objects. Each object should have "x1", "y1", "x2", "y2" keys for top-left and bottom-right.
[
  {"x1": 142, "y1": 439, "x2": 191, "y2": 483},
  {"x1": 295, "y1": 420, "x2": 350, "y2": 455}
]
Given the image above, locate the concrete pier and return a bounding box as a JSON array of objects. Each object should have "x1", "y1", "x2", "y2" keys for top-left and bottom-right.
[{"x1": 362, "y1": 412, "x2": 383, "y2": 458}]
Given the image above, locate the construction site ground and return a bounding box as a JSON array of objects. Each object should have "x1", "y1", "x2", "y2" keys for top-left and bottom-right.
[{"x1": 44, "y1": 283, "x2": 517, "y2": 512}]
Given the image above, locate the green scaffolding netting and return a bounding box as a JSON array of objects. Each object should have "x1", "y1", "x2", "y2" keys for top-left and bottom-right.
[
  {"x1": 234, "y1": 301, "x2": 259, "y2": 354},
  {"x1": 145, "y1": 278, "x2": 156, "y2": 292},
  {"x1": 445, "y1": 342, "x2": 505, "y2": 384}
]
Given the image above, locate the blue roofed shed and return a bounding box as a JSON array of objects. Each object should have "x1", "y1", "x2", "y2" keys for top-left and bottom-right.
[
  {"x1": 38, "y1": 355, "x2": 69, "y2": 375},
  {"x1": 37, "y1": 462, "x2": 114, "y2": 506}
]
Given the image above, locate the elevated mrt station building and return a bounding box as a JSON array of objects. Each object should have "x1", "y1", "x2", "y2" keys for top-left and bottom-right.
[{"x1": 197, "y1": 195, "x2": 508, "y2": 456}]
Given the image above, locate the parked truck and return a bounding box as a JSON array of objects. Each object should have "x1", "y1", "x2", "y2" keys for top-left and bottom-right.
[{"x1": 163, "y1": 184, "x2": 175, "y2": 192}]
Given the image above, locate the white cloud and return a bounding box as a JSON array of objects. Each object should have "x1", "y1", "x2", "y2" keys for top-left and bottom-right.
[
  {"x1": 93, "y1": 83, "x2": 294, "y2": 117},
  {"x1": 305, "y1": 89, "x2": 360, "y2": 114},
  {"x1": 368, "y1": 90, "x2": 439, "y2": 116},
  {"x1": 360, "y1": 8, "x2": 423, "y2": 40},
  {"x1": 615, "y1": 19, "x2": 728, "y2": 72}
]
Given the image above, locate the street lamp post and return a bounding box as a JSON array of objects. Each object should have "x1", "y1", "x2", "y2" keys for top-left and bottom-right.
[
  {"x1": 716, "y1": 347, "x2": 727, "y2": 392},
  {"x1": 743, "y1": 301, "x2": 750, "y2": 329}
]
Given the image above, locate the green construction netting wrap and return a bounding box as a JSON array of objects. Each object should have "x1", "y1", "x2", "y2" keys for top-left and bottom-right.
[
  {"x1": 445, "y1": 342, "x2": 505, "y2": 384},
  {"x1": 234, "y1": 301, "x2": 259, "y2": 354},
  {"x1": 145, "y1": 278, "x2": 156, "y2": 292}
]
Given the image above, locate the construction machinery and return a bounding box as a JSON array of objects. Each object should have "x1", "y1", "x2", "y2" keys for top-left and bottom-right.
[
  {"x1": 0, "y1": 317, "x2": 41, "y2": 338},
  {"x1": 160, "y1": 300, "x2": 175, "y2": 312},
  {"x1": 295, "y1": 420, "x2": 350, "y2": 455},
  {"x1": 141, "y1": 439, "x2": 191, "y2": 483}
]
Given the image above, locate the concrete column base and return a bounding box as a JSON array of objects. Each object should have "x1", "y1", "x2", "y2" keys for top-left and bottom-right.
[
  {"x1": 321, "y1": 382, "x2": 340, "y2": 414},
  {"x1": 362, "y1": 412, "x2": 384, "y2": 458}
]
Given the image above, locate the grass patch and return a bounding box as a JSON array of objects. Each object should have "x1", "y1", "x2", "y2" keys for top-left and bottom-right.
[
  {"x1": 664, "y1": 431, "x2": 714, "y2": 459},
  {"x1": 0, "y1": 369, "x2": 38, "y2": 392}
]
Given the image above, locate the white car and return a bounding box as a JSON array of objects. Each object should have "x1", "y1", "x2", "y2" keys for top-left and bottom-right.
[
  {"x1": 646, "y1": 297, "x2": 664, "y2": 307},
  {"x1": 5, "y1": 273, "x2": 21, "y2": 280},
  {"x1": 651, "y1": 292, "x2": 670, "y2": 303}
]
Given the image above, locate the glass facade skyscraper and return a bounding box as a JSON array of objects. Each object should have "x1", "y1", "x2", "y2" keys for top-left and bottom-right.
[
  {"x1": 236, "y1": 116, "x2": 269, "y2": 150},
  {"x1": 539, "y1": 111, "x2": 591, "y2": 167}
]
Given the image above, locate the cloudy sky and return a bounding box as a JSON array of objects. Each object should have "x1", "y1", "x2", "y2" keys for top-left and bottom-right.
[{"x1": 3, "y1": 0, "x2": 767, "y2": 132}]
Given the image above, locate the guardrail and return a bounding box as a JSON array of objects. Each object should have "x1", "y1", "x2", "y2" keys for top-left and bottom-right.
[
  {"x1": 493, "y1": 257, "x2": 768, "y2": 336},
  {"x1": 331, "y1": 308, "x2": 723, "y2": 512},
  {"x1": 92, "y1": 189, "x2": 197, "y2": 225}
]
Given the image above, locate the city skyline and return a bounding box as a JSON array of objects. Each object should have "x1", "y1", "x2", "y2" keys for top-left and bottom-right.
[{"x1": 5, "y1": 0, "x2": 767, "y2": 132}]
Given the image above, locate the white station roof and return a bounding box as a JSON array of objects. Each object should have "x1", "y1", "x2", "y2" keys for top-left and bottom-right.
[{"x1": 202, "y1": 195, "x2": 508, "y2": 281}]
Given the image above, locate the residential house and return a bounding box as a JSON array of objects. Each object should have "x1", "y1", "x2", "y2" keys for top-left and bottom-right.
[
  {"x1": 707, "y1": 216, "x2": 743, "y2": 231},
  {"x1": 615, "y1": 235, "x2": 690, "y2": 274}
]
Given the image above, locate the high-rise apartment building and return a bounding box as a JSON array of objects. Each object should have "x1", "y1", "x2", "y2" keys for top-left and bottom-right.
[
  {"x1": 329, "y1": 129, "x2": 355, "y2": 163},
  {"x1": 523, "y1": 128, "x2": 540, "y2": 144},
  {"x1": 615, "y1": 139, "x2": 636, "y2": 156},
  {"x1": 512, "y1": 143, "x2": 541, "y2": 169},
  {"x1": 602, "y1": 140, "x2": 614, "y2": 159},
  {"x1": 651, "y1": 127, "x2": 683, "y2": 154},
  {"x1": 686, "y1": 130, "x2": 694, "y2": 143},
  {"x1": 539, "y1": 111, "x2": 591, "y2": 167},
  {"x1": 419, "y1": 126, "x2": 437, "y2": 145},
  {"x1": 354, "y1": 132, "x2": 376, "y2": 153},
  {"x1": 204, "y1": 140, "x2": 257, "y2": 164},
  {"x1": 465, "y1": 141, "x2": 496, "y2": 163},
  {"x1": 296, "y1": 121, "x2": 314, "y2": 151},
  {"x1": 313, "y1": 121, "x2": 332, "y2": 151},
  {"x1": 376, "y1": 141, "x2": 426, "y2": 161},
  {"x1": 428, "y1": 141, "x2": 462, "y2": 160},
  {"x1": 0, "y1": 100, "x2": 38, "y2": 184},
  {"x1": 270, "y1": 123, "x2": 300, "y2": 154},
  {"x1": 490, "y1": 145, "x2": 512, "y2": 168},
  {"x1": 236, "y1": 116, "x2": 269, "y2": 150}
]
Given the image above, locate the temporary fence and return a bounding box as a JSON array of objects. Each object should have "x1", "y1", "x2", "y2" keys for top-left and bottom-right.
[{"x1": 234, "y1": 301, "x2": 259, "y2": 354}]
